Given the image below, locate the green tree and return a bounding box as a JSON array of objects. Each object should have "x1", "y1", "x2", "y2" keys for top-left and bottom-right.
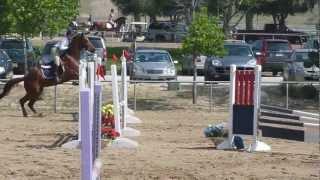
[
  {"x1": 182, "y1": 7, "x2": 225, "y2": 104},
  {"x1": 112, "y1": 0, "x2": 175, "y2": 21},
  {"x1": 254, "y1": 0, "x2": 318, "y2": 29},
  {"x1": 0, "y1": 0, "x2": 79, "y2": 36},
  {"x1": 0, "y1": 0, "x2": 14, "y2": 34},
  {"x1": 206, "y1": 0, "x2": 259, "y2": 36},
  {"x1": 0, "y1": 0, "x2": 79, "y2": 73}
]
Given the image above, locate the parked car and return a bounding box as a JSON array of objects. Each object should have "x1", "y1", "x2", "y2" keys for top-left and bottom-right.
[
  {"x1": 181, "y1": 40, "x2": 247, "y2": 75},
  {"x1": 233, "y1": 23, "x2": 307, "y2": 44},
  {"x1": 130, "y1": 49, "x2": 177, "y2": 80},
  {"x1": 304, "y1": 37, "x2": 319, "y2": 50},
  {"x1": 147, "y1": 22, "x2": 187, "y2": 42},
  {"x1": 252, "y1": 39, "x2": 292, "y2": 76},
  {"x1": 121, "y1": 21, "x2": 148, "y2": 42},
  {"x1": 0, "y1": 37, "x2": 36, "y2": 74},
  {"x1": 87, "y1": 36, "x2": 107, "y2": 61},
  {"x1": 204, "y1": 41, "x2": 257, "y2": 81},
  {"x1": 0, "y1": 49, "x2": 13, "y2": 79},
  {"x1": 283, "y1": 49, "x2": 319, "y2": 81}
]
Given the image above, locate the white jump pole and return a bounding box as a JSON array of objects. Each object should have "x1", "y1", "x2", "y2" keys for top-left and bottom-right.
[
  {"x1": 121, "y1": 54, "x2": 141, "y2": 124},
  {"x1": 111, "y1": 65, "x2": 122, "y2": 135},
  {"x1": 110, "y1": 64, "x2": 138, "y2": 149},
  {"x1": 250, "y1": 65, "x2": 270, "y2": 152},
  {"x1": 120, "y1": 55, "x2": 141, "y2": 137}
]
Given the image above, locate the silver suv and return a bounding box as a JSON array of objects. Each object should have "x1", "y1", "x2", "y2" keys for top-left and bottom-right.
[
  {"x1": 204, "y1": 42, "x2": 257, "y2": 81},
  {"x1": 283, "y1": 49, "x2": 319, "y2": 81}
]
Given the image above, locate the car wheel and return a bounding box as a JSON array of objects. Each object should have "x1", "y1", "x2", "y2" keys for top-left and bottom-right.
[{"x1": 5, "y1": 71, "x2": 13, "y2": 79}]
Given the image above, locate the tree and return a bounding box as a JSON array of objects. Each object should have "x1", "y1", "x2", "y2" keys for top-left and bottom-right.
[
  {"x1": 254, "y1": 0, "x2": 318, "y2": 30},
  {"x1": 112, "y1": 0, "x2": 177, "y2": 21},
  {"x1": 0, "y1": 0, "x2": 14, "y2": 34},
  {"x1": 205, "y1": 0, "x2": 260, "y2": 36},
  {"x1": 182, "y1": 7, "x2": 225, "y2": 104},
  {"x1": 0, "y1": 0, "x2": 79, "y2": 36},
  {"x1": 0, "y1": 0, "x2": 79, "y2": 73}
]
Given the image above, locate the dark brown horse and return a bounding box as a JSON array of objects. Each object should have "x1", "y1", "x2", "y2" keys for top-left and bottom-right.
[
  {"x1": 0, "y1": 33, "x2": 95, "y2": 117},
  {"x1": 91, "y1": 17, "x2": 126, "y2": 32}
]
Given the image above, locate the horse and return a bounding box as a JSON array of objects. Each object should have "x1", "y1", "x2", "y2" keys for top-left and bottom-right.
[
  {"x1": 0, "y1": 33, "x2": 95, "y2": 117},
  {"x1": 91, "y1": 17, "x2": 126, "y2": 32}
]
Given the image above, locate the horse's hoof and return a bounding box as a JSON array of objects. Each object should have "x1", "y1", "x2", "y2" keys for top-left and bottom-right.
[{"x1": 37, "y1": 113, "x2": 43, "y2": 117}]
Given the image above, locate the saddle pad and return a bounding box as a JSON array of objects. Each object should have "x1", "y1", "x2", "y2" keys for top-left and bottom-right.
[{"x1": 41, "y1": 64, "x2": 56, "y2": 80}]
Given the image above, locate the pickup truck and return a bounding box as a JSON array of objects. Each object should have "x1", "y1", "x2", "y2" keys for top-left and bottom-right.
[
  {"x1": 252, "y1": 39, "x2": 292, "y2": 76},
  {"x1": 0, "y1": 38, "x2": 36, "y2": 74},
  {"x1": 233, "y1": 24, "x2": 307, "y2": 45}
]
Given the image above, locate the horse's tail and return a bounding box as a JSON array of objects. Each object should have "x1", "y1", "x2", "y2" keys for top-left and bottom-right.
[{"x1": 0, "y1": 77, "x2": 25, "y2": 99}]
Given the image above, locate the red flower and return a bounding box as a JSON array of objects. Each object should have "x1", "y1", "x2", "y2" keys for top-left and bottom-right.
[{"x1": 101, "y1": 127, "x2": 120, "y2": 139}]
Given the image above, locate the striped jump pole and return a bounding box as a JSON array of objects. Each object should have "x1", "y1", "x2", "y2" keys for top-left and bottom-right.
[
  {"x1": 217, "y1": 65, "x2": 271, "y2": 152},
  {"x1": 259, "y1": 104, "x2": 319, "y2": 143}
]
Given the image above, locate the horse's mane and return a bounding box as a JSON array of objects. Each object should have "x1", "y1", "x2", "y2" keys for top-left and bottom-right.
[{"x1": 67, "y1": 33, "x2": 83, "y2": 53}]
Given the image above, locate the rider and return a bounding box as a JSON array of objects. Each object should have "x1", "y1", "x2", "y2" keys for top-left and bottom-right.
[
  {"x1": 108, "y1": 8, "x2": 116, "y2": 28},
  {"x1": 57, "y1": 29, "x2": 72, "y2": 58},
  {"x1": 53, "y1": 29, "x2": 73, "y2": 83}
]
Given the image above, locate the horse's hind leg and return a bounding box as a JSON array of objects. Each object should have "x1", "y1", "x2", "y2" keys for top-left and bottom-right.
[
  {"x1": 28, "y1": 99, "x2": 37, "y2": 114},
  {"x1": 20, "y1": 95, "x2": 30, "y2": 117}
]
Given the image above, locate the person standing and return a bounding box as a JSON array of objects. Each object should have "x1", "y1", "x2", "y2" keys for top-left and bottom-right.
[{"x1": 108, "y1": 8, "x2": 115, "y2": 28}]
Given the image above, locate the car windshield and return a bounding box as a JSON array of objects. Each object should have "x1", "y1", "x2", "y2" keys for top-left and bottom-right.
[
  {"x1": 267, "y1": 42, "x2": 290, "y2": 51},
  {"x1": 89, "y1": 38, "x2": 103, "y2": 48},
  {"x1": 0, "y1": 50, "x2": 7, "y2": 58},
  {"x1": 135, "y1": 52, "x2": 171, "y2": 62},
  {"x1": 1, "y1": 41, "x2": 24, "y2": 49},
  {"x1": 295, "y1": 51, "x2": 319, "y2": 64},
  {"x1": 174, "y1": 24, "x2": 187, "y2": 32},
  {"x1": 224, "y1": 45, "x2": 253, "y2": 57},
  {"x1": 43, "y1": 43, "x2": 56, "y2": 55},
  {"x1": 295, "y1": 52, "x2": 310, "y2": 62}
]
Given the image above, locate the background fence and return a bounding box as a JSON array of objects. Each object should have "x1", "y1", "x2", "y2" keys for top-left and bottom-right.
[{"x1": 0, "y1": 79, "x2": 319, "y2": 114}]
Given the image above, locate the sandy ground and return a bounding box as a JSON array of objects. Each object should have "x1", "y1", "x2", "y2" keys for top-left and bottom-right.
[{"x1": 0, "y1": 83, "x2": 319, "y2": 180}]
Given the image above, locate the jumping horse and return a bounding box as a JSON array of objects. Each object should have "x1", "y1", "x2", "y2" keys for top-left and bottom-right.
[
  {"x1": 0, "y1": 33, "x2": 95, "y2": 117},
  {"x1": 91, "y1": 17, "x2": 126, "y2": 32}
]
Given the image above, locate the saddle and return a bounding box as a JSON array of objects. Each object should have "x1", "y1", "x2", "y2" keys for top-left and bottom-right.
[
  {"x1": 41, "y1": 62, "x2": 57, "y2": 80},
  {"x1": 41, "y1": 56, "x2": 63, "y2": 81}
]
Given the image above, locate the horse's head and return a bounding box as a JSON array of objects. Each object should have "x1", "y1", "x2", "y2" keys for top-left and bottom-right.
[
  {"x1": 70, "y1": 33, "x2": 96, "y2": 53},
  {"x1": 115, "y1": 17, "x2": 126, "y2": 27}
]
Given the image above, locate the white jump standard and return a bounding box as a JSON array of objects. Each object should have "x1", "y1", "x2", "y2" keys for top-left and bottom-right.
[{"x1": 217, "y1": 65, "x2": 271, "y2": 152}]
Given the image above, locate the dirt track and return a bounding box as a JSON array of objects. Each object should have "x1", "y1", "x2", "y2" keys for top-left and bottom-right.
[{"x1": 0, "y1": 84, "x2": 319, "y2": 180}]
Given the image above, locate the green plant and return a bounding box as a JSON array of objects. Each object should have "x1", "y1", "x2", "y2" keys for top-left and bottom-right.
[{"x1": 182, "y1": 7, "x2": 225, "y2": 104}]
